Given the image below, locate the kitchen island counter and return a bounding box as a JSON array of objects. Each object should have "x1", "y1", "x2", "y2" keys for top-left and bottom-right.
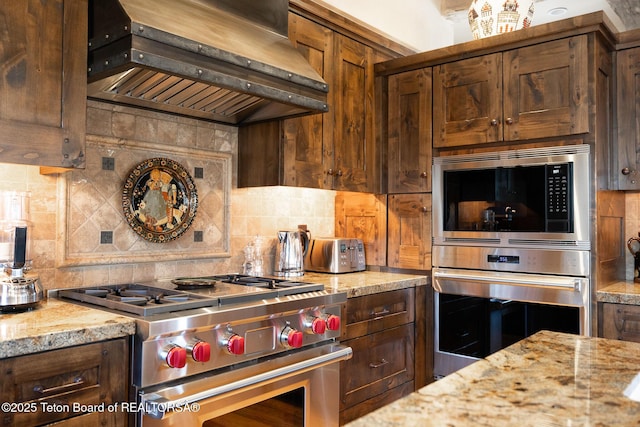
[
  {"x1": 345, "y1": 330, "x2": 640, "y2": 426},
  {"x1": 302, "y1": 270, "x2": 428, "y2": 298},
  {"x1": 0, "y1": 298, "x2": 135, "y2": 359}
]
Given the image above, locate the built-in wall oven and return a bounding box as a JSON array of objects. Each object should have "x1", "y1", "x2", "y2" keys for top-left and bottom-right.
[{"x1": 432, "y1": 145, "x2": 591, "y2": 378}]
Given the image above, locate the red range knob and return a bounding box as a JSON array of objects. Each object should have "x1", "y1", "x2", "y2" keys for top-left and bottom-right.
[
  {"x1": 227, "y1": 334, "x2": 245, "y2": 355},
  {"x1": 191, "y1": 341, "x2": 211, "y2": 362},
  {"x1": 326, "y1": 315, "x2": 341, "y2": 331},
  {"x1": 285, "y1": 329, "x2": 304, "y2": 348},
  {"x1": 311, "y1": 317, "x2": 327, "y2": 334},
  {"x1": 166, "y1": 346, "x2": 187, "y2": 369}
]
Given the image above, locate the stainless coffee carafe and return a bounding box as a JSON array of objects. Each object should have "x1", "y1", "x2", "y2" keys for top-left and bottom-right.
[{"x1": 274, "y1": 228, "x2": 310, "y2": 277}]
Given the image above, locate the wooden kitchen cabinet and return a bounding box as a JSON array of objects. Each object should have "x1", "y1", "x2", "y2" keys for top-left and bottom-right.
[
  {"x1": 238, "y1": 3, "x2": 409, "y2": 192},
  {"x1": 340, "y1": 288, "x2": 415, "y2": 424},
  {"x1": 335, "y1": 192, "x2": 387, "y2": 267},
  {"x1": 613, "y1": 44, "x2": 640, "y2": 190},
  {"x1": 433, "y1": 36, "x2": 589, "y2": 148},
  {"x1": 601, "y1": 302, "x2": 640, "y2": 343},
  {"x1": 387, "y1": 68, "x2": 433, "y2": 193},
  {"x1": 0, "y1": 338, "x2": 129, "y2": 426},
  {"x1": 387, "y1": 193, "x2": 432, "y2": 270},
  {"x1": 0, "y1": 0, "x2": 87, "y2": 169}
]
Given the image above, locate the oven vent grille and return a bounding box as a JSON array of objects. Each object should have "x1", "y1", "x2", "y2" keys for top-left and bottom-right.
[
  {"x1": 443, "y1": 237, "x2": 501, "y2": 244},
  {"x1": 508, "y1": 239, "x2": 590, "y2": 250}
]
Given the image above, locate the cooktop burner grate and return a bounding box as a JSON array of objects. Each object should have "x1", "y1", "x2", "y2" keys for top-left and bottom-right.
[{"x1": 59, "y1": 284, "x2": 219, "y2": 316}]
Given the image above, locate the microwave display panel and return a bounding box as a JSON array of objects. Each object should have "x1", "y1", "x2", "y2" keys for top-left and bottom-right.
[{"x1": 442, "y1": 163, "x2": 573, "y2": 233}]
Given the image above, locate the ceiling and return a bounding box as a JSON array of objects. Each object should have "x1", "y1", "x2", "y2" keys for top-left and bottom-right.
[{"x1": 443, "y1": 0, "x2": 640, "y2": 42}]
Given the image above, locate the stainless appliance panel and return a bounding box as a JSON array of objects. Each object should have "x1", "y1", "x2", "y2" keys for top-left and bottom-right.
[
  {"x1": 139, "y1": 344, "x2": 352, "y2": 426},
  {"x1": 432, "y1": 145, "x2": 590, "y2": 249}
]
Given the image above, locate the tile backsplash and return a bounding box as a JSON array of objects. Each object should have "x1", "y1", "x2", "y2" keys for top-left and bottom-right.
[{"x1": 0, "y1": 101, "x2": 335, "y2": 290}]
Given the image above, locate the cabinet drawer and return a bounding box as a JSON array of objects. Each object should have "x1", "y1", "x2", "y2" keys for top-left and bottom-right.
[
  {"x1": 602, "y1": 303, "x2": 640, "y2": 343},
  {"x1": 0, "y1": 338, "x2": 128, "y2": 427},
  {"x1": 345, "y1": 288, "x2": 414, "y2": 339},
  {"x1": 340, "y1": 323, "x2": 414, "y2": 410}
]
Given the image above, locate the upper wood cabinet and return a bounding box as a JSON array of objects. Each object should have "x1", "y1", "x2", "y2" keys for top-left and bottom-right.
[
  {"x1": 614, "y1": 46, "x2": 640, "y2": 190},
  {"x1": 433, "y1": 36, "x2": 589, "y2": 148},
  {"x1": 238, "y1": 6, "x2": 405, "y2": 192},
  {"x1": 387, "y1": 68, "x2": 433, "y2": 193},
  {"x1": 282, "y1": 13, "x2": 334, "y2": 189},
  {"x1": 0, "y1": 0, "x2": 87, "y2": 169}
]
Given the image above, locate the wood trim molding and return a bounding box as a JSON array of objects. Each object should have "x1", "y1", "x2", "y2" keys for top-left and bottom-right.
[{"x1": 288, "y1": 0, "x2": 417, "y2": 57}]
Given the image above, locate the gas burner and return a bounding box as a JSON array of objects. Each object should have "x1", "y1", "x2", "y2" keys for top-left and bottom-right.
[
  {"x1": 59, "y1": 284, "x2": 218, "y2": 316},
  {"x1": 171, "y1": 277, "x2": 217, "y2": 290},
  {"x1": 210, "y1": 274, "x2": 325, "y2": 294}
]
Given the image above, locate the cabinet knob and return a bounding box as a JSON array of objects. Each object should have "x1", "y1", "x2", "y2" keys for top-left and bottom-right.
[
  {"x1": 327, "y1": 169, "x2": 334, "y2": 176},
  {"x1": 336, "y1": 169, "x2": 343, "y2": 177},
  {"x1": 622, "y1": 167, "x2": 632, "y2": 176},
  {"x1": 490, "y1": 119, "x2": 499, "y2": 126},
  {"x1": 420, "y1": 171, "x2": 428, "y2": 178},
  {"x1": 505, "y1": 117, "x2": 514, "y2": 125},
  {"x1": 420, "y1": 206, "x2": 429, "y2": 213}
]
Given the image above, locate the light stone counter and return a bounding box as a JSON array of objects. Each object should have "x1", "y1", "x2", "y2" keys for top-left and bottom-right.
[
  {"x1": 345, "y1": 330, "x2": 640, "y2": 426},
  {"x1": 300, "y1": 271, "x2": 428, "y2": 298},
  {"x1": 598, "y1": 281, "x2": 640, "y2": 305},
  {"x1": 0, "y1": 298, "x2": 135, "y2": 359}
]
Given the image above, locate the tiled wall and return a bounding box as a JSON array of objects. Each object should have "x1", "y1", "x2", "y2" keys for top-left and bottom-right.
[{"x1": 0, "y1": 101, "x2": 336, "y2": 290}]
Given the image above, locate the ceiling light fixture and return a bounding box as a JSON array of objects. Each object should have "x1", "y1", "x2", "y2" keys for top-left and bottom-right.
[{"x1": 547, "y1": 7, "x2": 568, "y2": 17}]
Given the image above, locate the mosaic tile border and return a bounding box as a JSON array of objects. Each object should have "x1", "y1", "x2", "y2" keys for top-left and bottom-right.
[{"x1": 56, "y1": 135, "x2": 231, "y2": 267}]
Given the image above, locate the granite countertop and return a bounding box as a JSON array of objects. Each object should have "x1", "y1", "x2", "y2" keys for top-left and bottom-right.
[
  {"x1": 301, "y1": 271, "x2": 428, "y2": 297},
  {"x1": 0, "y1": 271, "x2": 425, "y2": 360},
  {"x1": 598, "y1": 281, "x2": 640, "y2": 305},
  {"x1": 0, "y1": 298, "x2": 136, "y2": 359},
  {"x1": 345, "y1": 330, "x2": 640, "y2": 426}
]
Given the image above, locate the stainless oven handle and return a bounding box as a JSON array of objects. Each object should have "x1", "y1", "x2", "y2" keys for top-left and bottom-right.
[
  {"x1": 141, "y1": 344, "x2": 352, "y2": 419},
  {"x1": 433, "y1": 268, "x2": 583, "y2": 291}
]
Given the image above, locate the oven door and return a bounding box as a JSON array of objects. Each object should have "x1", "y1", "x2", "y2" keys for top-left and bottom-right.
[
  {"x1": 138, "y1": 344, "x2": 352, "y2": 427},
  {"x1": 433, "y1": 268, "x2": 588, "y2": 378}
]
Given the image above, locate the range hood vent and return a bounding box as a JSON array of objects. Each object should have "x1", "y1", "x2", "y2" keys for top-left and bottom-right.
[{"x1": 87, "y1": 0, "x2": 329, "y2": 125}]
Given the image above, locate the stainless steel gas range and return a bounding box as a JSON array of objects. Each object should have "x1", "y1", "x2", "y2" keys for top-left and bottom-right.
[{"x1": 59, "y1": 274, "x2": 351, "y2": 427}]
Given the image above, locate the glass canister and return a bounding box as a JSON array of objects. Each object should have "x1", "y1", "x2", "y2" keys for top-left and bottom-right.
[{"x1": 0, "y1": 191, "x2": 33, "y2": 274}]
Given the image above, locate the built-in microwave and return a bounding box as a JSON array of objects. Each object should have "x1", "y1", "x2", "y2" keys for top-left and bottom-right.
[{"x1": 432, "y1": 145, "x2": 590, "y2": 251}]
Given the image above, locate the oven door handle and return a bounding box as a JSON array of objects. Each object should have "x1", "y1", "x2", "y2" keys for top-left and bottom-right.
[
  {"x1": 433, "y1": 268, "x2": 584, "y2": 291},
  {"x1": 140, "y1": 344, "x2": 352, "y2": 419}
]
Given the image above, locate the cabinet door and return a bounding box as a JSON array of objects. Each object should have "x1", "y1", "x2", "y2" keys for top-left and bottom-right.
[
  {"x1": 388, "y1": 69, "x2": 433, "y2": 193},
  {"x1": 503, "y1": 36, "x2": 589, "y2": 141},
  {"x1": 0, "y1": 339, "x2": 127, "y2": 426},
  {"x1": 433, "y1": 54, "x2": 502, "y2": 148},
  {"x1": 283, "y1": 14, "x2": 334, "y2": 189},
  {"x1": 615, "y1": 47, "x2": 640, "y2": 190},
  {"x1": 332, "y1": 34, "x2": 376, "y2": 192},
  {"x1": 601, "y1": 303, "x2": 640, "y2": 343},
  {"x1": 0, "y1": 0, "x2": 87, "y2": 168},
  {"x1": 340, "y1": 323, "x2": 414, "y2": 410},
  {"x1": 387, "y1": 194, "x2": 432, "y2": 269},
  {"x1": 335, "y1": 192, "x2": 387, "y2": 267}
]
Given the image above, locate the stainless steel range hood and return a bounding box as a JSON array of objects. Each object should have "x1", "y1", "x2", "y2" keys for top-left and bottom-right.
[{"x1": 87, "y1": 0, "x2": 329, "y2": 125}]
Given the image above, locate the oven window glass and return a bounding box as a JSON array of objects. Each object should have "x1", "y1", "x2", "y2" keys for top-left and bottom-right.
[
  {"x1": 442, "y1": 163, "x2": 572, "y2": 233},
  {"x1": 439, "y1": 294, "x2": 579, "y2": 359},
  {"x1": 204, "y1": 388, "x2": 304, "y2": 427}
]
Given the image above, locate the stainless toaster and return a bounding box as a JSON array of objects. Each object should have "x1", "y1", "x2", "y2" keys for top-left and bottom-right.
[{"x1": 304, "y1": 237, "x2": 366, "y2": 273}]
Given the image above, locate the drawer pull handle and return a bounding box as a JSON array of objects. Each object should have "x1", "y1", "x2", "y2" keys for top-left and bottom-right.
[
  {"x1": 34, "y1": 376, "x2": 84, "y2": 395},
  {"x1": 370, "y1": 309, "x2": 390, "y2": 319},
  {"x1": 369, "y1": 359, "x2": 388, "y2": 369}
]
